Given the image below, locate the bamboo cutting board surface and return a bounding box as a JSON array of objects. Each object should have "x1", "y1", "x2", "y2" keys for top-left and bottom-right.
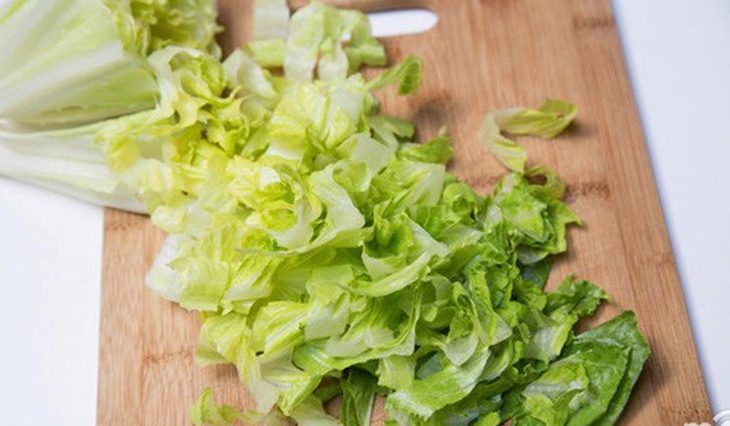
[{"x1": 97, "y1": 0, "x2": 712, "y2": 424}]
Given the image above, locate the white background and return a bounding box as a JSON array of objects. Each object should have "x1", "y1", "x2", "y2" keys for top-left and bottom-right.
[{"x1": 0, "y1": 1, "x2": 728, "y2": 424}]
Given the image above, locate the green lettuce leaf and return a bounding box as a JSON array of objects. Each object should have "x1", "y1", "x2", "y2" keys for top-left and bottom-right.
[
  {"x1": 190, "y1": 387, "x2": 289, "y2": 426},
  {"x1": 191, "y1": 387, "x2": 249, "y2": 426},
  {"x1": 284, "y1": 2, "x2": 384, "y2": 82},
  {"x1": 515, "y1": 342, "x2": 627, "y2": 426},
  {"x1": 546, "y1": 276, "x2": 609, "y2": 317},
  {"x1": 290, "y1": 396, "x2": 341, "y2": 426},
  {"x1": 366, "y1": 55, "x2": 423, "y2": 95},
  {"x1": 398, "y1": 129, "x2": 453, "y2": 164},
  {"x1": 481, "y1": 99, "x2": 577, "y2": 172},
  {"x1": 569, "y1": 312, "x2": 650, "y2": 426},
  {"x1": 386, "y1": 348, "x2": 490, "y2": 421},
  {"x1": 480, "y1": 113, "x2": 527, "y2": 173},
  {"x1": 122, "y1": 0, "x2": 220, "y2": 56},
  {"x1": 341, "y1": 369, "x2": 378, "y2": 426},
  {"x1": 252, "y1": 0, "x2": 289, "y2": 41},
  {"x1": 495, "y1": 99, "x2": 578, "y2": 139}
]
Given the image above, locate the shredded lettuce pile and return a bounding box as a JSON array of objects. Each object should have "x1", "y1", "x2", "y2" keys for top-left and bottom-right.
[{"x1": 0, "y1": 1, "x2": 649, "y2": 425}]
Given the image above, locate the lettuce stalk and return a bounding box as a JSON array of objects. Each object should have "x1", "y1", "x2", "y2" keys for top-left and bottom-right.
[
  {"x1": 0, "y1": 0, "x2": 222, "y2": 210},
  {"x1": 0, "y1": 0, "x2": 219, "y2": 126}
]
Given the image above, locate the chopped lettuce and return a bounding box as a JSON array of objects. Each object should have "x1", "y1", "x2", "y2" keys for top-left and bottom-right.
[
  {"x1": 190, "y1": 387, "x2": 289, "y2": 426},
  {"x1": 0, "y1": 1, "x2": 648, "y2": 425},
  {"x1": 341, "y1": 369, "x2": 378, "y2": 426},
  {"x1": 397, "y1": 129, "x2": 453, "y2": 164},
  {"x1": 481, "y1": 99, "x2": 578, "y2": 172},
  {"x1": 282, "y1": 1, "x2": 385, "y2": 81},
  {"x1": 386, "y1": 348, "x2": 491, "y2": 421},
  {"x1": 569, "y1": 312, "x2": 650, "y2": 426},
  {"x1": 504, "y1": 312, "x2": 649, "y2": 426},
  {"x1": 190, "y1": 387, "x2": 249, "y2": 426},
  {"x1": 252, "y1": 0, "x2": 289, "y2": 41},
  {"x1": 366, "y1": 55, "x2": 423, "y2": 95}
]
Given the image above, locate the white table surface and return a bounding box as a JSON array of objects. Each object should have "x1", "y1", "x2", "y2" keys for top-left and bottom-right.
[{"x1": 0, "y1": 2, "x2": 728, "y2": 424}]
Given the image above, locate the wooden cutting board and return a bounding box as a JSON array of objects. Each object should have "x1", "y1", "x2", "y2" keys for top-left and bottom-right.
[{"x1": 97, "y1": 0, "x2": 712, "y2": 424}]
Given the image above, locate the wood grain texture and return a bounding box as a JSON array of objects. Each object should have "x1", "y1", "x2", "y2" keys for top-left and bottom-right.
[{"x1": 98, "y1": 0, "x2": 712, "y2": 424}]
